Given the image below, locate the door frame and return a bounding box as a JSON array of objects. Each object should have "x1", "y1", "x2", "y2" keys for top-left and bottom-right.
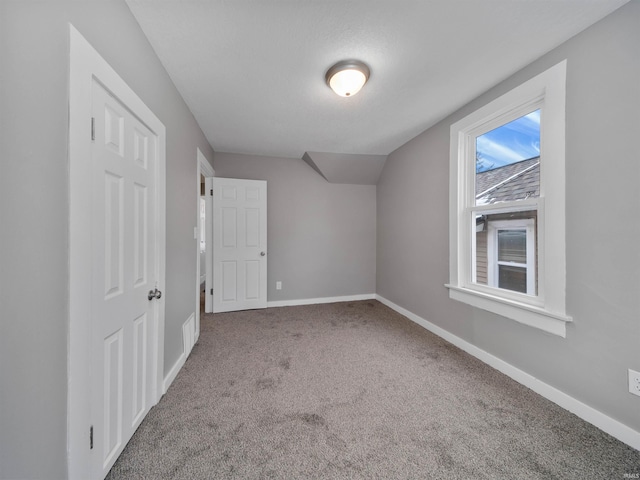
[
  {"x1": 68, "y1": 25, "x2": 166, "y2": 479},
  {"x1": 196, "y1": 149, "x2": 214, "y2": 340}
]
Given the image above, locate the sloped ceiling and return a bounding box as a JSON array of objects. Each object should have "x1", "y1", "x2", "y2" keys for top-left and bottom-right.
[
  {"x1": 303, "y1": 152, "x2": 387, "y2": 185},
  {"x1": 126, "y1": 0, "x2": 628, "y2": 167}
]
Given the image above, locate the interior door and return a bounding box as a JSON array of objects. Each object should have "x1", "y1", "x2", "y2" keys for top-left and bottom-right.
[
  {"x1": 213, "y1": 178, "x2": 267, "y2": 312},
  {"x1": 90, "y1": 80, "x2": 159, "y2": 478},
  {"x1": 204, "y1": 176, "x2": 214, "y2": 313}
]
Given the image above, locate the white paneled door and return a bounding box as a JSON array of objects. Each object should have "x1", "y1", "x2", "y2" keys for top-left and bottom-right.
[
  {"x1": 213, "y1": 178, "x2": 267, "y2": 312},
  {"x1": 90, "y1": 80, "x2": 159, "y2": 478}
]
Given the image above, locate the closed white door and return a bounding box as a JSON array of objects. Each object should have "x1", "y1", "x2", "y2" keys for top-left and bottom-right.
[
  {"x1": 90, "y1": 80, "x2": 159, "y2": 478},
  {"x1": 213, "y1": 178, "x2": 267, "y2": 312},
  {"x1": 204, "y1": 176, "x2": 214, "y2": 313}
]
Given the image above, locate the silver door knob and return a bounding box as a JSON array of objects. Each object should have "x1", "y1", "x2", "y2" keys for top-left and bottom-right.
[
  {"x1": 148, "y1": 288, "x2": 162, "y2": 300},
  {"x1": 260, "y1": 251, "x2": 266, "y2": 256}
]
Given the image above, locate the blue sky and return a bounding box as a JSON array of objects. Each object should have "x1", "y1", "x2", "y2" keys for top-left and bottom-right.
[{"x1": 476, "y1": 109, "x2": 540, "y2": 172}]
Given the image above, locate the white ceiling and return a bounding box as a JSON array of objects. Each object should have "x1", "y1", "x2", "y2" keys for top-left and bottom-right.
[{"x1": 126, "y1": 0, "x2": 628, "y2": 159}]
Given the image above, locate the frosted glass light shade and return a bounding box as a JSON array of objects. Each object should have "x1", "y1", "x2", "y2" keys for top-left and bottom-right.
[{"x1": 325, "y1": 60, "x2": 370, "y2": 97}]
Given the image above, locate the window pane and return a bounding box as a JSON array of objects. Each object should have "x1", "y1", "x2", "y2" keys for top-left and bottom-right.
[
  {"x1": 475, "y1": 110, "x2": 540, "y2": 206},
  {"x1": 498, "y1": 230, "x2": 526, "y2": 263},
  {"x1": 498, "y1": 265, "x2": 527, "y2": 294}
]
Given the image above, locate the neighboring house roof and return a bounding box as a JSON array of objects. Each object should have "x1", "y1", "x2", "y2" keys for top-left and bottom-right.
[{"x1": 476, "y1": 157, "x2": 540, "y2": 205}]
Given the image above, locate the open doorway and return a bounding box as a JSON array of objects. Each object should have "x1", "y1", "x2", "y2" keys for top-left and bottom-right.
[{"x1": 196, "y1": 149, "x2": 214, "y2": 341}]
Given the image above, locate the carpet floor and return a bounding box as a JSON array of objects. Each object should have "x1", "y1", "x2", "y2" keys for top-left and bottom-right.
[{"x1": 106, "y1": 300, "x2": 640, "y2": 479}]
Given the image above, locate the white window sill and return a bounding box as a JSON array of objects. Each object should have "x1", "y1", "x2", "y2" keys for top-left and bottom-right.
[{"x1": 445, "y1": 284, "x2": 572, "y2": 337}]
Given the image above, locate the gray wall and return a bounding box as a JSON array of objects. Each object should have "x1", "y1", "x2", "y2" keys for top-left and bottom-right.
[
  {"x1": 0, "y1": 1, "x2": 214, "y2": 478},
  {"x1": 214, "y1": 153, "x2": 377, "y2": 302},
  {"x1": 377, "y1": 2, "x2": 640, "y2": 432}
]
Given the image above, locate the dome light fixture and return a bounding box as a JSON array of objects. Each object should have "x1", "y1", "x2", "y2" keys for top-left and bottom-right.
[{"x1": 325, "y1": 60, "x2": 370, "y2": 97}]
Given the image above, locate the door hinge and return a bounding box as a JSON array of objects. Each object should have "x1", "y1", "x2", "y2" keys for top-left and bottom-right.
[
  {"x1": 91, "y1": 117, "x2": 95, "y2": 141},
  {"x1": 210, "y1": 189, "x2": 213, "y2": 196},
  {"x1": 90, "y1": 425, "x2": 94, "y2": 450},
  {"x1": 210, "y1": 288, "x2": 213, "y2": 295}
]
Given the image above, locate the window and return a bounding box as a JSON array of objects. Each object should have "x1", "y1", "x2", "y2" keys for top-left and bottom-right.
[
  {"x1": 447, "y1": 61, "x2": 571, "y2": 337},
  {"x1": 487, "y1": 219, "x2": 535, "y2": 295}
]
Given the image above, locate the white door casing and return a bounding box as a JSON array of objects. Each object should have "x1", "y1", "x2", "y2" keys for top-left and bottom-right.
[
  {"x1": 213, "y1": 178, "x2": 267, "y2": 313},
  {"x1": 69, "y1": 25, "x2": 166, "y2": 480}
]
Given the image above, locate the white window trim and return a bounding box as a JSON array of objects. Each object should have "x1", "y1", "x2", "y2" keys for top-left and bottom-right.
[
  {"x1": 446, "y1": 60, "x2": 572, "y2": 337},
  {"x1": 487, "y1": 219, "x2": 535, "y2": 295}
]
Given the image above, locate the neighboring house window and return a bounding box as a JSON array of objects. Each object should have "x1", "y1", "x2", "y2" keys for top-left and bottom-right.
[
  {"x1": 447, "y1": 60, "x2": 571, "y2": 337},
  {"x1": 486, "y1": 219, "x2": 535, "y2": 295}
]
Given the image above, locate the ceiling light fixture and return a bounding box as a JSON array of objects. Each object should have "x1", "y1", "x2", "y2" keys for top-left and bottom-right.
[{"x1": 325, "y1": 60, "x2": 370, "y2": 97}]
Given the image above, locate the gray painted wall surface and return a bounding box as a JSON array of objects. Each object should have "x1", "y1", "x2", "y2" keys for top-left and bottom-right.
[
  {"x1": 214, "y1": 153, "x2": 377, "y2": 302},
  {"x1": 377, "y1": 2, "x2": 640, "y2": 432},
  {"x1": 0, "y1": 1, "x2": 214, "y2": 478}
]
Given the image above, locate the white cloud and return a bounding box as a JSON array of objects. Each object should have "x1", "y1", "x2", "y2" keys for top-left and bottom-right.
[{"x1": 476, "y1": 136, "x2": 525, "y2": 166}]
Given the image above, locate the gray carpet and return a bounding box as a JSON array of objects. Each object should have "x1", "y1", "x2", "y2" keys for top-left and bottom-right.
[{"x1": 106, "y1": 300, "x2": 640, "y2": 479}]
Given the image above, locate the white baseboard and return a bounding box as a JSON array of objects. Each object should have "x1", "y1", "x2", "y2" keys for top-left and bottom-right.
[
  {"x1": 268, "y1": 293, "x2": 376, "y2": 308},
  {"x1": 163, "y1": 351, "x2": 185, "y2": 394},
  {"x1": 375, "y1": 294, "x2": 640, "y2": 452}
]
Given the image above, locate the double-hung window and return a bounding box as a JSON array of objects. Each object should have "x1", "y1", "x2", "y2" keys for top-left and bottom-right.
[{"x1": 447, "y1": 61, "x2": 571, "y2": 337}]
